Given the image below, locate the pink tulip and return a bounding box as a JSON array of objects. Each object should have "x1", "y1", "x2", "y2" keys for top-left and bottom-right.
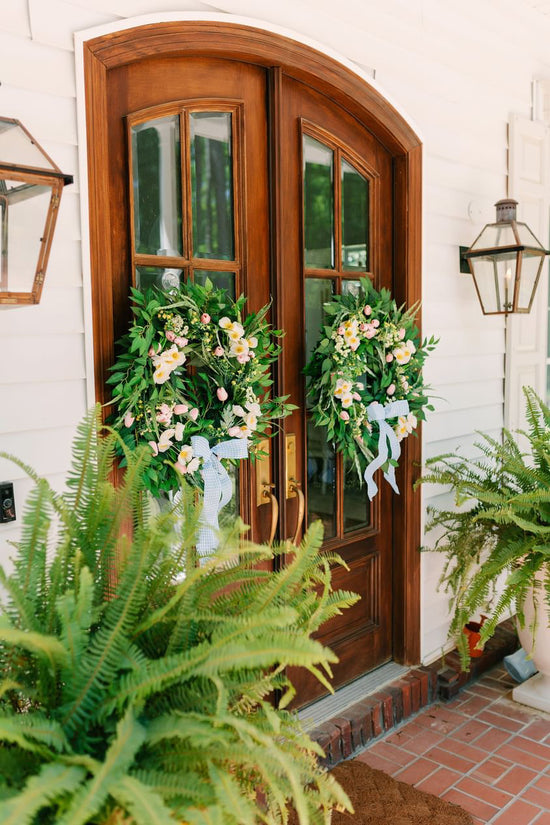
[
  {"x1": 214, "y1": 346, "x2": 224, "y2": 357},
  {"x1": 174, "y1": 460, "x2": 187, "y2": 474},
  {"x1": 148, "y1": 441, "x2": 159, "y2": 457},
  {"x1": 189, "y1": 408, "x2": 199, "y2": 421},
  {"x1": 398, "y1": 327, "x2": 406, "y2": 340},
  {"x1": 200, "y1": 313, "x2": 211, "y2": 324},
  {"x1": 337, "y1": 325, "x2": 345, "y2": 335},
  {"x1": 217, "y1": 387, "x2": 228, "y2": 402},
  {"x1": 340, "y1": 411, "x2": 350, "y2": 421},
  {"x1": 124, "y1": 412, "x2": 134, "y2": 428},
  {"x1": 228, "y1": 426, "x2": 242, "y2": 438},
  {"x1": 174, "y1": 404, "x2": 188, "y2": 415},
  {"x1": 174, "y1": 336, "x2": 188, "y2": 347},
  {"x1": 353, "y1": 392, "x2": 361, "y2": 401},
  {"x1": 372, "y1": 319, "x2": 380, "y2": 328},
  {"x1": 387, "y1": 383, "x2": 396, "y2": 395},
  {"x1": 363, "y1": 305, "x2": 372, "y2": 316},
  {"x1": 165, "y1": 330, "x2": 176, "y2": 342},
  {"x1": 386, "y1": 353, "x2": 394, "y2": 363}
]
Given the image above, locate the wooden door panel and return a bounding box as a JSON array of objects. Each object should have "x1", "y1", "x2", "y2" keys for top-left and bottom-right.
[{"x1": 279, "y1": 74, "x2": 394, "y2": 703}]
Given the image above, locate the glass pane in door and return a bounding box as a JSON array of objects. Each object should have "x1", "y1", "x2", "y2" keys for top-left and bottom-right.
[
  {"x1": 341, "y1": 158, "x2": 369, "y2": 271},
  {"x1": 131, "y1": 116, "x2": 183, "y2": 257},
  {"x1": 190, "y1": 112, "x2": 234, "y2": 261},
  {"x1": 136, "y1": 265, "x2": 184, "y2": 291},
  {"x1": 194, "y1": 269, "x2": 235, "y2": 299},
  {"x1": 306, "y1": 420, "x2": 336, "y2": 539},
  {"x1": 303, "y1": 135, "x2": 334, "y2": 269}
]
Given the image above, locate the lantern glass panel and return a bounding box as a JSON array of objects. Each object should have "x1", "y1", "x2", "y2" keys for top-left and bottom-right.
[
  {"x1": 470, "y1": 251, "x2": 517, "y2": 314},
  {"x1": 515, "y1": 222, "x2": 546, "y2": 249},
  {"x1": 0, "y1": 179, "x2": 52, "y2": 295},
  {"x1": 518, "y1": 251, "x2": 544, "y2": 311},
  {"x1": 0, "y1": 118, "x2": 57, "y2": 171},
  {"x1": 470, "y1": 223, "x2": 517, "y2": 251}
]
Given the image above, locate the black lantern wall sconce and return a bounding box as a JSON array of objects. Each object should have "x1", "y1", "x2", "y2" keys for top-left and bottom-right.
[
  {"x1": 460, "y1": 199, "x2": 549, "y2": 316},
  {"x1": 0, "y1": 116, "x2": 73, "y2": 306}
]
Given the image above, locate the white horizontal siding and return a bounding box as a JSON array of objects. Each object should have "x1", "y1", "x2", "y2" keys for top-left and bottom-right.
[
  {"x1": 0, "y1": 335, "x2": 86, "y2": 384},
  {"x1": 28, "y1": 0, "x2": 120, "y2": 51},
  {"x1": 0, "y1": 1, "x2": 30, "y2": 38}
]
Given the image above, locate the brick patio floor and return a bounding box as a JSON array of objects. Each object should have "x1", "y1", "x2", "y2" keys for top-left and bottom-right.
[{"x1": 353, "y1": 664, "x2": 550, "y2": 824}]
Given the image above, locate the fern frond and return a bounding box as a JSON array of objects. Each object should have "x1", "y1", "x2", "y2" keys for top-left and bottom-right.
[{"x1": 0, "y1": 762, "x2": 85, "y2": 825}]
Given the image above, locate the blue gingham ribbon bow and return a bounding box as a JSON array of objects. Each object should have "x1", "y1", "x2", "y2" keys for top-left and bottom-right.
[
  {"x1": 191, "y1": 435, "x2": 249, "y2": 557},
  {"x1": 363, "y1": 400, "x2": 409, "y2": 501}
]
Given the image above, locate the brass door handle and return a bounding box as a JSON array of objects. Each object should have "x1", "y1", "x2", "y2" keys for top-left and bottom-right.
[
  {"x1": 288, "y1": 478, "x2": 305, "y2": 545},
  {"x1": 261, "y1": 483, "x2": 279, "y2": 547}
]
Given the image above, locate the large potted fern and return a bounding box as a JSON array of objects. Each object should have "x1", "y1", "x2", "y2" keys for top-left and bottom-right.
[
  {"x1": 0, "y1": 407, "x2": 355, "y2": 824},
  {"x1": 418, "y1": 387, "x2": 550, "y2": 711}
]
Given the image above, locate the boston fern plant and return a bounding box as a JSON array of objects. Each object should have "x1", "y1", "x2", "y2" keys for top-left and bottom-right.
[
  {"x1": 418, "y1": 386, "x2": 550, "y2": 669},
  {"x1": 0, "y1": 407, "x2": 355, "y2": 825}
]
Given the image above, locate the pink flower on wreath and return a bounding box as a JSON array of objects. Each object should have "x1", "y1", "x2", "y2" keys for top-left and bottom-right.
[
  {"x1": 174, "y1": 404, "x2": 188, "y2": 415},
  {"x1": 165, "y1": 330, "x2": 176, "y2": 342},
  {"x1": 174, "y1": 460, "x2": 187, "y2": 474},
  {"x1": 188, "y1": 408, "x2": 199, "y2": 421},
  {"x1": 340, "y1": 410, "x2": 350, "y2": 421},
  {"x1": 214, "y1": 346, "x2": 224, "y2": 357},
  {"x1": 217, "y1": 387, "x2": 228, "y2": 402},
  {"x1": 363, "y1": 305, "x2": 372, "y2": 316},
  {"x1": 337, "y1": 325, "x2": 345, "y2": 335},
  {"x1": 372, "y1": 319, "x2": 380, "y2": 328},
  {"x1": 237, "y1": 353, "x2": 250, "y2": 364},
  {"x1": 398, "y1": 327, "x2": 406, "y2": 340},
  {"x1": 200, "y1": 313, "x2": 211, "y2": 324},
  {"x1": 124, "y1": 412, "x2": 134, "y2": 428},
  {"x1": 386, "y1": 353, "x2": 394, "y2": 363},
  {"x1": 364, "y1": 325, "x2": 377, "y2": 339},
  {"x1": 359, "y1": 323, "x2": 368, "y2": 332},
  {"x1": 149, "y1": 441, "x2": 159, "y2": 457},
  {"x1": 174, "y1": 336, "x2": 188, "y2": 347},
  {"x1": 353, "y1": 392, "x2": 361, "y2": 401},
  {"x1": 387, "y1": 383, "x2": 396, "y2": 395}
]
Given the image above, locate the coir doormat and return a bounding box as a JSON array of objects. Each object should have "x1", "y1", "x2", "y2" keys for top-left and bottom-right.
[{"x1": 325, "y1": 758, "x2": 473, "y2": 825}]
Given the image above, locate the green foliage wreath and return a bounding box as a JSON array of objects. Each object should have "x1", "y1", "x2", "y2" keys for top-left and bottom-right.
[
  {"x1": 304, "y1": 277, "x2": 437, "y2": 481},
  {"x1": 108, "y1": 279, "x2": 293, "y2": 497}
]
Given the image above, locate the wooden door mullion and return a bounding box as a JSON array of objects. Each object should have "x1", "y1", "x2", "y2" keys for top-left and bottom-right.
[{"x1": 181, "y1": 109, "x2": 193, "y2": 277}]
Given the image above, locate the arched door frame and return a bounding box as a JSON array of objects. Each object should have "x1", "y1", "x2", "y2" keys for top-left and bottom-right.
[{"x1": 79, "y1": 18, "x2": 422, "y2": 666}]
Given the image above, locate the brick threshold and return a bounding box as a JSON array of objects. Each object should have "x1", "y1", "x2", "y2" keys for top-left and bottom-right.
[{"x1": 310, "y1": 618, "x2": 518, "y2": 767}]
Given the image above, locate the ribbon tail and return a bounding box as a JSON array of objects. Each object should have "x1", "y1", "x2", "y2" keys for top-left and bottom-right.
[
  {"x1": 382, "y1": 422, "x2": 403, "y2": 495},
  {"x1": 196, "y1": 464, "x2": 223, "y2": 557},
  {"x1": 364, "y1": 422, "x2": 391, "y2": 501}
]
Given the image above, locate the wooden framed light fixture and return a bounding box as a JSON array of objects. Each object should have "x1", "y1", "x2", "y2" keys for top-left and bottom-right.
[
  {"x1": 0, "y1": 117, "x2": 73, "y2": 305},
  {"x1": 461, "y1": 199, "x2": 549, "y2": 315}
]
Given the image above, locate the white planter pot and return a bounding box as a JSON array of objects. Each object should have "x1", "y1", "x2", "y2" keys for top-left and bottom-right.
[{"x1": 513, "y1": 569, "x2": 550, "y2": 713}]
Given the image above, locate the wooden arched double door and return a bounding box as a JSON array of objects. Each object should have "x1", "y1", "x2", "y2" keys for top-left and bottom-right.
[{"x1": 84, "y1": 22, "x2": 422, "y2": 707}]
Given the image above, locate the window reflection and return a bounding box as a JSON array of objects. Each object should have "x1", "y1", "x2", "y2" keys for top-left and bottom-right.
[
  {"x1": 194, "y1": 269, "x2": 235, "y2": 299},
  {"x1": 136, "y1": 266, "x2": 184, "y2": 292},
  {"x1": 191, "y1": 113, "x2": 234, "y2": 261},
  {"x1": 131, "y1": 116, "x2": 182, "y2": 258},
  {"x1": 307, "y1": 420, "x2": 336, "y2": 539},
  {"x1": 341, "y1": 158, "x2": 369, "y2": 271},
  {"x1": 303, "y1": 135, "x2": 334, "y2": 269}
]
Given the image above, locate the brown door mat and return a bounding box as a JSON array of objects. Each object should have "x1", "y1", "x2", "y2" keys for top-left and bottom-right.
[{"x1": 329, "y1": 759, "x2": 473, "y2": 825}]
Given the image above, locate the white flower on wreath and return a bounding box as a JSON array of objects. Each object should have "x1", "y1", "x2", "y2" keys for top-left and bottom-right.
[
  {"x1": 245, "y1": 400, "x2": 261, "y2": 417},
  {"x1": 395, "y1": 413, "x2": 418, "y2": 442},
  {"x1": 334, "y1": 378, "x2": 353, "y2": 398},
  {"x1": 228, "y1": 425, "x2": 251, "y2": 439},
  {"x1": 244, "y1": 412, "x2": 258, "y2": 430},
  {"x1": 341, "y1": 394, "x2": 354, "y2": 409},
  {"x1": 158, "y1": 428, "x2": 175, "y2": 452},
  {"x1": 153, "y1": 363, "x2": 171, "y2": 385},
  {"x1": 393, "y1": 340, "x2": 416, "y2": 366},
  {"x1": 229, "y1": 340, "x2": 250, "y2": 359}
]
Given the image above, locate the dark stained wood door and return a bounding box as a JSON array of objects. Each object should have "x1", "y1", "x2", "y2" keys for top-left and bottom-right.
[{"x1": 101, "y1": 54, "x2": 394, "y2": 707}]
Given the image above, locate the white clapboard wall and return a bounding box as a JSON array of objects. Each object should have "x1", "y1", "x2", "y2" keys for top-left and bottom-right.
[{"x1": 505, "y1": 115, "x2": 550, "y2": 432}]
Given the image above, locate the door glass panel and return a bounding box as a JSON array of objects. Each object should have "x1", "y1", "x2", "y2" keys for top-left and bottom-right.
[
  {"x1": 190, "y1": 112, "x2": 234, "y2": 261},
  {"x1": 136, "y1": 265, "x2": 184, "y2": 292},
  {"x1": 343, "y1": 457, "x2": 370, "y2": 533},
  {"x1": 194, "y1": 269, "x2": 235, "y2": 299},
  {"x1": 341, "y1": 279, "x2": 361, "y2": 298},
  {"x1": 304, "y1": 278, "x2": 334, "y2": 367},
  {"x1": 131, "y1": 116, "x2": 182, "y2": 257},
  {"x1": 303, "y1": 135, "x2": 334, "y2": 269},
  {"x1": 306, "y1": 420, "x2": 336, "y2": 539},
  {"x1": 341, "y1": 158, "x2": 369, "y2": 271}
]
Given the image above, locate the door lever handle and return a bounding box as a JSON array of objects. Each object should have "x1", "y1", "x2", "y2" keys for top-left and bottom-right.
[
  {"x1": 288, "y1": 478, "x2": 305, "y2": 545},
  {"x1": 261, "y1": 482, "x2": 279, "y2": 547}
]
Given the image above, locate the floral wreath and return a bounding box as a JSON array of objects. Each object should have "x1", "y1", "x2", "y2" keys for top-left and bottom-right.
[
  {"x1": 304, "y1": 277, "x2": 436, "y2": 498},
  {"x1": 109, "y1": 279, "x2": 293, "y2": 501}
]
